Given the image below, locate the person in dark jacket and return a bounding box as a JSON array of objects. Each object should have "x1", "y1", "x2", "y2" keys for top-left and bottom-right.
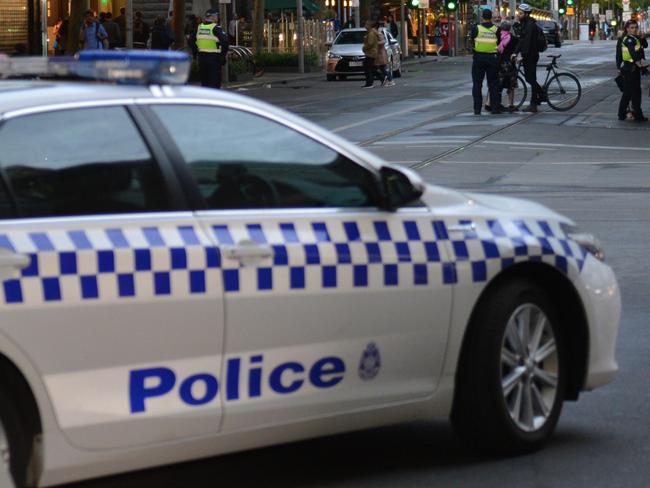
[
  {"x1": 514, "y1": 3, "x2": 543, "y2": 112},
  {"x1": 151, "y1": 15, "x2": 173, "y2": 50},
  {"x1": 102, "y1": 12, "x2": 121, "y2": 49},
  {"x1": 617, "y1": 19, "x2": 648, "y2": 122}
]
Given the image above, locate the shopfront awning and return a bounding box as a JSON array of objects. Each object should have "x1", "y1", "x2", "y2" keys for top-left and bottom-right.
[{"x1": 265, "y1": 0, "x2": 322, "y2": 10}]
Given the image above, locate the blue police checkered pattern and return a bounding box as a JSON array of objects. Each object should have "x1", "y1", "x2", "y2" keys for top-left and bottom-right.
[{"x1": 0, "y1": 217, "x2": 587, "y2": 305}]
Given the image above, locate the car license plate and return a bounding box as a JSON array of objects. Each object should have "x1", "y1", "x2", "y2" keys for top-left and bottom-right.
[{"x1": 349, "y1": 61, "x2": 362, "y2": 67}]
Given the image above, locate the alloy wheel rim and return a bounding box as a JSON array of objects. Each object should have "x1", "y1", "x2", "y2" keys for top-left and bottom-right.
[
  {"x1": 0, "y1": 419, "x2": 9, "y2": 473},
  {"x1": 500, "y1": 304, "x2": 559, "y2": 433}
]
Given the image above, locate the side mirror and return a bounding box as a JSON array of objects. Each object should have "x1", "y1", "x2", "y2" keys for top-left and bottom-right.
[{"x1": 380, "y1": 166, "x2": 425, "y2": 211}]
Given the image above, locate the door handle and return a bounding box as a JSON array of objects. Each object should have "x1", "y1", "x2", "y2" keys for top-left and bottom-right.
[
  {"x1": 447, "y1": 223, "x2": 476, "y2": 233},
  {"x1": 223, "y1": 240, "x2": 273, "y2": 262},
  {"x1": 0, "y1": 250, "x2": 31, "y2": 269}
]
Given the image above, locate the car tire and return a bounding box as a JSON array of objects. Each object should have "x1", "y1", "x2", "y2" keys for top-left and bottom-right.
[
  {"x1": 326, "y1": 74, "x2": 336, "y2": 81},
  {"x1": 338, "y1": 75, "x2": 347, "y2": 81},
  {"x1": 0, "y1": 388, "x2": 32, "y2": 487},
  {"x1": 451, "y1": 278, "x2": 566, "y2": 455}
]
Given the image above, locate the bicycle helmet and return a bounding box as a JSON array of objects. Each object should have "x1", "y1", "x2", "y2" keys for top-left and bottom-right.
[{"x1": 517, "y1": 3, "x2": 533, "y2": 12}]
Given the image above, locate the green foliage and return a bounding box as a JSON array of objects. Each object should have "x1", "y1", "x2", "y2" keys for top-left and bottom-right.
[
  {"x1": 229, "y1": 58, "x2": 251, "y2": 76},
  {"x1": 255, "y1": 51, "x2": 320, "y2": 67}
]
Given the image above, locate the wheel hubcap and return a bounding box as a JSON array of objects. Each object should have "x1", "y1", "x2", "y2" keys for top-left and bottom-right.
[{"x1": 500, "y1": 304, "x2": 558, "y2": 432}]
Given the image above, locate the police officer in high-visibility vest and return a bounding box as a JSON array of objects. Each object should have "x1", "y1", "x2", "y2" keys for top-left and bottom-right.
[
  {"x1": 197, "y1": 9, "x2": 229, "y2": 89},
  {"x1": 617, "y1": 19, "x2": 648, "y2": 122},
  {"x1": 471, "y1": 8, "x2": 501, "y2": 115}
]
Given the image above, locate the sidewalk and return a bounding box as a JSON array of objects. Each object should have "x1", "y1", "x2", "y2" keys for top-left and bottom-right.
[{"x1": 226, "y1": 54, "x2": 449, "y2": 90}]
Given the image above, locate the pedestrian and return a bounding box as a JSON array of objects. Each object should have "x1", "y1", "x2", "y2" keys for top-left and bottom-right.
[
  {"x1": 471, "y1": 8, "x2": 501, "y2": 114},
  {"x1": 115, "y1": 7, "x2": 126, "y2": 47},
  {"x1": 151, "y1": 16, "x2": 173, "y2": 50},
  {"x1": 617, "y1": 19, "x2": 648, "y2": 122},
  {"x1": 79, "y1": 10, "x2": 108, "y2": 50},
  {"x1": 589, "y1": 17, "x2": 597, "y2": 43},
  {"x1": 375, "y1": 28, "x2": 394, "y2": 86},
  {"x1": 362, "y1": 20, "x2": 382, "y2": 88},
  {"x1": 53, "y1": 17, "x2": 68, "y2": 55},
  {"x1": 514, "y1": 4, "x2": 544, "y2": 112},
  {"x1": 498, "y1": 20, "x2": 519, "y2": 111},
  {"x1": 102, "y1": 12, "x2": 121, "y2": 49},
  {"x1": 186, "y1": 14, "x2": 200, "y2": 58},
  {"x1": 433, "y1": 21, "x2": 443, "y2": 55},
  {"x1": 196, "y1": 9, "x2": 229, "y2": 89},
  {"x1": 133, "y1": 11, "x2": 150, "y2": 49}
]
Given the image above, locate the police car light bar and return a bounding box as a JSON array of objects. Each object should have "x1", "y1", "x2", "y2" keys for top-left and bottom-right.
[{"x1": 0, "y1": 50, "x2": 191, "y2": 85}]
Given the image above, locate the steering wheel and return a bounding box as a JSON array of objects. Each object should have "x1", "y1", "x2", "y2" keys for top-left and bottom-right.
[{"x1": 237, "y1": 173, "x2": 279, "y2": 208}]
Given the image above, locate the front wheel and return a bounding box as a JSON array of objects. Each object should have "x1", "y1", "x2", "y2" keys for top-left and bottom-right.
[
  {"x1": 451, "y1": 279, "x2": 566, "y2": 455},
  {"x1": 545, "y1": 72, "x2": 581, "y2": 111},
  {"x1": 512, "y1": 74, "x2": 528, "y2": 110},
  {"x1": 0, "y1": 389, "x2": 32, "y2": 487}
]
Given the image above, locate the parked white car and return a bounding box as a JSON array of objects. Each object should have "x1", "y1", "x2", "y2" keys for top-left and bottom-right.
[{"x1": 326, "y1": 27, "x2": 403, "y2": 81}]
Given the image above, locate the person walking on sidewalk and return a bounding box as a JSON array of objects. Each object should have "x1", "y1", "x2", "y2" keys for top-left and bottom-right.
[
  {"x1": 617, "y1": 19, "x2": 648, "y2": 122},
  {"x1": 362, "y1": 20, "x2": 384, "y2": 88},
  {"x1": 196, "y1": 9, "x2": 229, "y2": 89},
  {"x1": 515, "y1": 4, "x2": 544, "y2": 113},
  {"x1": 471, "y1": 9, "x2": 501, "y2": 114}
]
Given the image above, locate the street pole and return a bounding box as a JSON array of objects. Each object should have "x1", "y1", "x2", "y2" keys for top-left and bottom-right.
[
  {"x1": 297, "y1": 0, "x2": 304, "y2": 74},
  {"x1": 220, "y1": 1, "x2": 229, "y2": 84},
  {"x1": 453, "y1": 12, "x2": 458, "y2": 57},
  {"x1": 173, "y1": 0, "x2": 185, "y2": 49},
  {"x1": 126, "y1": 0, "x2": 133, "y2": 49},
  {"x1": 400, "y1": 0, "x2": 407, "y2": 57},
  {"x1": 41, "y1": 0, "x2": 47, "y2": 56},
  {"x1": 447, "y1": 11, "x2": 451, "y2": 57}
]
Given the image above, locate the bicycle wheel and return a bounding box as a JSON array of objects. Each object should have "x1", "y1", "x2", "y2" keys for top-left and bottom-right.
[
  {"x1": 511, "y1": 75, "x2": 528, "y2": 110},
  {"x1": 545, "y1": 72, "x2": 581, "y2": 111}
]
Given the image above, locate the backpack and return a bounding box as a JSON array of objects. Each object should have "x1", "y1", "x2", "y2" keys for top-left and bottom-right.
[{"x1": 535, "y1": 24, "x2": 548, "y2": 52}]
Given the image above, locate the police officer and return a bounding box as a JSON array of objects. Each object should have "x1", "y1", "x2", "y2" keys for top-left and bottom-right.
[
  {"x1": 471, "y1": 8, "x2": 501, "y2": 115},
  {"x1": 617, "y1": 19, "x2": 648, "y2": 122},
  {"x1": 197, "y1": 9, "x2": 229, "y2": 89}
]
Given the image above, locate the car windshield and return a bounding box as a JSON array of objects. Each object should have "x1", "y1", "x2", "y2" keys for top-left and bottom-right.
[
  {"x1": 537, "y1": 21, "x2": 556, "y2": 29},
  {"x1": 334, "y1": 31, "x2": 366, "y2": 45}
]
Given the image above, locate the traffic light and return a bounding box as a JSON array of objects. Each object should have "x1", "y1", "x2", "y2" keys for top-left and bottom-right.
[
  {"x1": 558, "y1": 7, "x2": 565, "y2": 14},
  {"x1": 566, "y1": 0, "x2": 573, "y2": 5},
  {"x1": 408, "y1": 0, "x2": 419, "y2": 9},
  {"x1": 446, "y1": 0, "x2": 457, "y2": 11}
]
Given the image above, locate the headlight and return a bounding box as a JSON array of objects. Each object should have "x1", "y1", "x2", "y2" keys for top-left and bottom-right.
[
  {"x1": 327, "y1": 52, "x2": 342, "y2": 59},
  {"x1": 563, "y1": 224, "x2": 605, "y2": 261}
]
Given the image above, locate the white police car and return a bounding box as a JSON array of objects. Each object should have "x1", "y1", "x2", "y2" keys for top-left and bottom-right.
[{"x1": 0, "y1": 52, "x2": 620, "y2": 487}]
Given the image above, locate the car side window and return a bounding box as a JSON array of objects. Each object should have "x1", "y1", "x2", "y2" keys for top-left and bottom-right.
[
  {"x1": 0, "y1": 107, "x2": 170, "y2": 218},
  {"x1": 150, "y1": 105, "x2": 381, "y2": 210}
]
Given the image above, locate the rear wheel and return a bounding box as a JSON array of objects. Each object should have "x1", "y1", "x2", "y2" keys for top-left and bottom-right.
[
  {"x1": 452, "y1": 279, "x2": 566, "y2": 455},
  {"x1": 545, "y1": 72, "x2": 581, "y2": 111}
]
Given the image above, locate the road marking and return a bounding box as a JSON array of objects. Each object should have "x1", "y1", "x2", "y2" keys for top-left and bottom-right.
[
  {"x1": 332, "y1": 93, "x2": 468, "y2": 132},
  {"x1": 482, "y1": 140, "x2": 650, "y2": 152}
]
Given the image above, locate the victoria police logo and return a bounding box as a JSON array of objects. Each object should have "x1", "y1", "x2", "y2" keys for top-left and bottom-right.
[{"x1": 358, "y1": 342, "x2": 381, "y2": 381}]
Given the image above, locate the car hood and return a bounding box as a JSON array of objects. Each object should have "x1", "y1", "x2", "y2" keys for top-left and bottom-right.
[
  {"x1": 420, "y1": 184, "x2": 572, "y2": 224},
  {"x1": 329, "y1": 44, "x2": 364, "y2": 57}
]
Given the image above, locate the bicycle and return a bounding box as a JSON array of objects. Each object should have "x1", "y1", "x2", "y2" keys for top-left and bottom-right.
[{"x1": 511, "y1": 54, "x2": 582, "y2": 111}]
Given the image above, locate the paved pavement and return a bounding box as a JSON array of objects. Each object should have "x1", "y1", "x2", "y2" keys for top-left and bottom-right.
[{"x1": 70, "y1": 41, "x2": 650, "y2": 488}]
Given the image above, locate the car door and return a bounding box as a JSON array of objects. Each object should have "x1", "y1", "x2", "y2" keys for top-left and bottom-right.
[
  {"x1": 147, "y1": 102, "x2": 453, "y2": 433},
  {"x1": 0, "y1": 105, "x2": 225, "y2": 450}
]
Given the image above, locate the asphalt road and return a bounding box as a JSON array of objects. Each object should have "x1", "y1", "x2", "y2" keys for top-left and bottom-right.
[{"x1": 71, "y1": 41, "x2": 650, "y2": 488}]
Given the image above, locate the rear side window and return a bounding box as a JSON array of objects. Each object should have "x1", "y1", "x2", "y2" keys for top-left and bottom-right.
[{"x1": 0, "y1": 107, "x2": 169, "y2": 218}]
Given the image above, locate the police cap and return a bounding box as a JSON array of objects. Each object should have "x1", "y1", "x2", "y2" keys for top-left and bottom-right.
[{"x1": 205, "y1": 8, "x2": 220, "y2": 17}]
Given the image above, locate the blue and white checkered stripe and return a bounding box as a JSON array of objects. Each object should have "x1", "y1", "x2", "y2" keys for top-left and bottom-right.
[
  {"x1": 0, "y1": 225, "x2": 220, "y2": 305},
  {"x1": 443, "y1": 217, "x2": 587, "y2": 285},
  {"x1": 211, "y1": 218, "x2": 454, "y2": 295},
  {"x1": 0, "y1": 217, "x2": 587, "y2": 305}
]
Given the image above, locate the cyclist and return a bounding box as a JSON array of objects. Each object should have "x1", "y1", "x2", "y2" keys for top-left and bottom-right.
[
  {"x1": 514, "y1": 4, "x2": 544, "y2": 113},
  {"x1": 589, "y1": 17, "x2": 597, "y2": 43},
  {"x1": 617, "y1": 19, "x2": 648, "y2": 122}
]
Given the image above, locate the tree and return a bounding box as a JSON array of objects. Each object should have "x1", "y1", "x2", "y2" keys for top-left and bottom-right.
[
  {"x1": 67, "y1": 0, "x2": 85, "y2": 54},
  {"x1": 253, "y1": 0, "x2": 265, "y2": 53}
]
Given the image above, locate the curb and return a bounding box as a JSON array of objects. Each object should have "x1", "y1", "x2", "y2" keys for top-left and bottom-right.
[{"x1": 226, "y1": 54, "x2": 449, "y2": 90}]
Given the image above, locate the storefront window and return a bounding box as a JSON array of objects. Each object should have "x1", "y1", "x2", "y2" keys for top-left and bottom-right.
[{"x1": 0, "y1": 0, "x2": 29, "y2": 55}]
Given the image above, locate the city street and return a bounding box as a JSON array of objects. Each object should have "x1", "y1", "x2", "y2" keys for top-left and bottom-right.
[{"x1": 70, "y1": 41, "x2": 650, "y2": 488}]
